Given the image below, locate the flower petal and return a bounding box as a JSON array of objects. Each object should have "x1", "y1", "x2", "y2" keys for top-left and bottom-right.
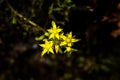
[
  {"x1": 68, "y1": 43, "x2": 72, "y2": 47},
  {"x1": 55, "y1": 45, "x2": 59, "y2": 53},
  {"x1": 66, "y1": 47, "x2": 72, "y2": 52},
  {"x1": 68, "y1": 32, "x2": 72, "y2": 38},
  {"x1": 39, "y1": 44, "x2": 45, "y2": 47},
  {"x1": 41, "y1": 49, "x2": 48, "y2": 56},
  {"x1": 49, "y1": 48, "x2": 54, "y2": 54},
  {"x1": 56, "y1": 34, "x2": 60, "y2": 39},
  {"x1": 60, "y1": 42, "x2": 67, "y2": 46},
  {"x1": 71, "y1": 39, "x2": 79, "y2": 42}
]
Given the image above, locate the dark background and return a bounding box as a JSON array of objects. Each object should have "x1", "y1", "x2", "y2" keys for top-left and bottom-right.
[{"x1": 0, "y1": 0, "x2": 120, "y2": 80}]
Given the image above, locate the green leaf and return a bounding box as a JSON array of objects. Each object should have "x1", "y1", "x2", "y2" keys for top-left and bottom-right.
[
  {"x1": 12, "y1": 17, "x2": 16, "y2": 24},
  {"x1": 44, "y1": 32, "x2": 49, "y2": 36},
  {"x1": 58, "y1": 47, "x2": 63, "y2": 53},
  {"x1": 100, "y1": 65, "x2": 109, "y2": 72},
  {"x1": 66, "y1": 52, "x2": 72, "y2": 57},
  {"x1": 35, "y1": 35, "x2": 45, "y2": 41}
]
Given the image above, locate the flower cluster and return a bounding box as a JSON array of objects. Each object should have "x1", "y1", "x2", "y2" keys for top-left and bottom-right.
[{"x1": 35, "y1": 21, "x2": 79, "y2": 56}]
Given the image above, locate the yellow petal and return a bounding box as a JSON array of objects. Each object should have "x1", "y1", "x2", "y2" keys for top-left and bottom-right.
[
  {"x1": 61, "y1": 35, "x2": 66, "y2": 40},
  {"x1": 55, "y1": 45, "x2": 59, "y2": 53},
  {"x1": 66, "y1": 47, "x2": 72, "y2": 52},
  {"x1": 71, "y1": 39, "x2": 79, "y2": 42},
  {"x1": 49, "y1": 48, "x2": 54, "y2": 54},
  {"x1": 68, "y1": 32, "x2": 72, "y2": 38},
  {"x1": 56, "y1": 34, "x2": 60, "y2": 39},
  {"x1": 47, "y1": 29, "x2": 53, "y2": 33},
  {"x1": 60, "y1": 42, "x2": 67, "y2": 46},
  {"x1": 39, "y1": 44, "x2": 45, "y2": 47},
  {"x1": 49, "y1": 34, "x2": 54, "y2": 39},
  {"x1": 41, "y1": 49, "x2": 48, "y2": 56},
  {"x1": 68, "y1": 43, "x2": 72, "y2": 47},
  {"x1": 57, "y1": 29, "x2": 62, "y2": 32},
  {"x1": 66, "y1": 38, "x2": 71, "y2": 42}
]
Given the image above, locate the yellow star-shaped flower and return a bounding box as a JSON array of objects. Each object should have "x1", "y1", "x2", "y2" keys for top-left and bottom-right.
[
  {"x1": 66, "y1": 47, "x2": 72, "y2": 52},
  {"x1": 47, "y1": 21, "x2": 62, "y2": 39},
  {"x1": 39, "y1": 39, "x2": 54, "y2": 56},
  {"x1": 60, "y1": 32, "x2": 79, "y2": 47}
]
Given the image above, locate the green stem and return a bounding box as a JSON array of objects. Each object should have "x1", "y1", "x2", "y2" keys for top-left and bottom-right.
[{"x1": 7, "y1": 2, "x2": 46, "y2": 32}]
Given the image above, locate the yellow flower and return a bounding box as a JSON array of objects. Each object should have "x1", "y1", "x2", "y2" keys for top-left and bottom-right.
[
  {"x1": 47, "y1": 21, "x2": 62, "y2": 39},
  {"x1": 59, "y1": 33, "x2": 66, "y2": 39},
  {"x1": 60, "y1": 32, "x2": 79, "y2": 47},
  {"x1": 39, "y1": 39, "x2": 54, "y2": 56},
  {"x1": 66, "y1": 47, "x2": 72, "y2": 52}
]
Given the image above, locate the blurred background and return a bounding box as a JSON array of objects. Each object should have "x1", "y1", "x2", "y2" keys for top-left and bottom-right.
[{"x1": 0, "y1": 0, "x2": 120, "y2": 80}]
